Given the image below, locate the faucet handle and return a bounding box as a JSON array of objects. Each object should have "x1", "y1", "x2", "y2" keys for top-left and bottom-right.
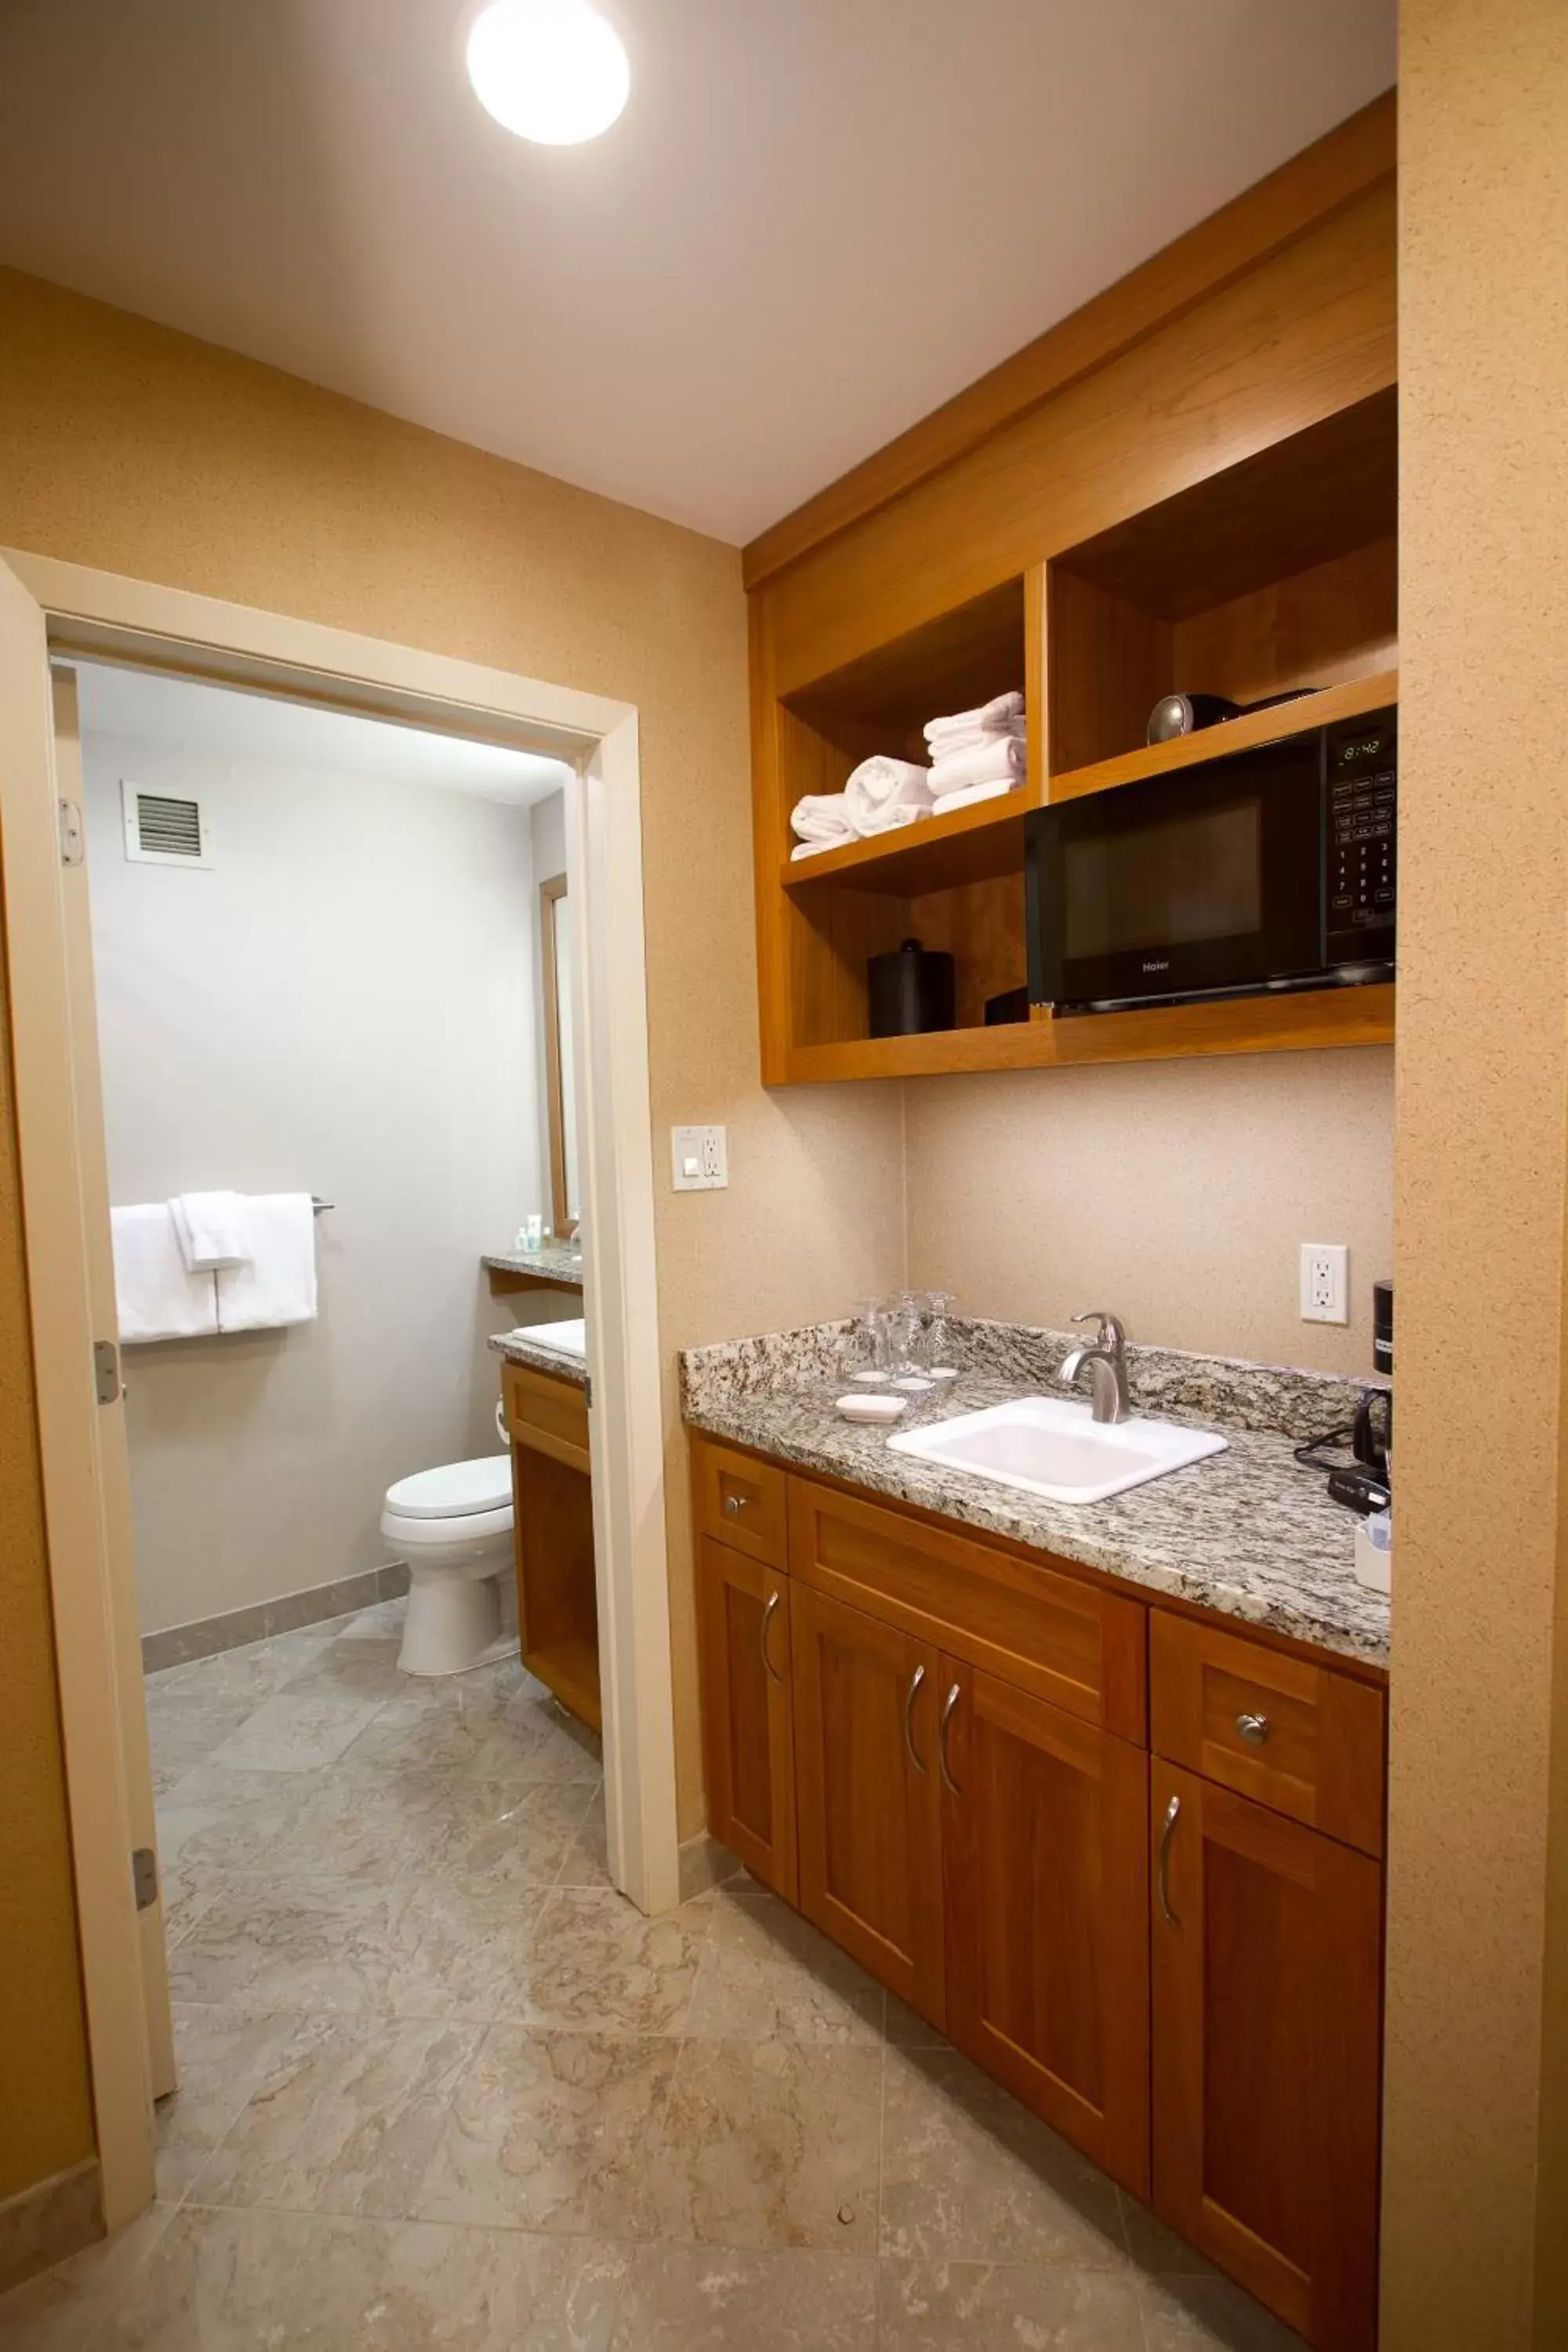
[{"x1": 1072, "y1": 1308, "x2": 1127, "y2": 1351}]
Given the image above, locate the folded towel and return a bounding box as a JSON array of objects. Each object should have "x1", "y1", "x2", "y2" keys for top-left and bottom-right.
[
  {"x1": 924, "y1": 691, "x2": 1025, "y2": 750},
  {"x1": 843, "y1": 754, "x2": 935, "y2": 835},
  {"x1": 216, "y1": 1193, "x2": 318, "y2": 1334},
  {"x1": 791, "y1": 840, "x2": 844, "y2": 861},
  {"x1": 169, "y1": 1190, "x2": 254, "y2": 1272},
  {"x1": 928, "y1": 734, "x2": 1028, "y2": 793},
  {"x1": 923, "y1": 717, "x2": 1025, "y2": 758},
  {"x1": 113, "y1": 1205, "x2": 220, "y2": 1343},
  {"x1": 932, "y1": 778, "x2": 1022, "y2": 815},
  {"x1": 790, "y1": 791, "x2": 856, "y2": 848}
]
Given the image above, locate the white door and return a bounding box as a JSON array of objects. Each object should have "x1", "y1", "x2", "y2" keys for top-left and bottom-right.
[{"x1": 0, "y1": 554, "x2": 161, "y2": 2220}]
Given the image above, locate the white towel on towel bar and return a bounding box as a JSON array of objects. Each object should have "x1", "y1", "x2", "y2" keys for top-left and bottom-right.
[
  {"x1": 112, "y1": 1205, "x2": 220, "y2": 1342},
  {"x1": 169, "y1": 1190, "x2": 254, "y2": 1272},
  {"x1": 215, "y1": 1193, "x2": 318, "y2": 1333},
  {"x1": 843, "y1": 754, "x2": 935, "y2": 834}
]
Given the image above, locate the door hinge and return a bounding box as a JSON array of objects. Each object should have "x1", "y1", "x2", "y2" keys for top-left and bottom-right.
[
  {"x1": 93, "y1": 1340, "x2": 122, "y2": 1404},
  {"x1": 58, "y1": 798, "x2": 85, "y2": 866},
  {"x1": 131, "y1": 1846, "x2": 158, "y2": 1912}
]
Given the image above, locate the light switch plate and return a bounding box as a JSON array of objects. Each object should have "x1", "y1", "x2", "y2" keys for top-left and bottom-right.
[
  {"x1": 1300, "y1": 1242, "x2": 1349, "y2": 1325},
  {"x1": 672, "y1": 1124, "x2": 728, "y2": 1191}
]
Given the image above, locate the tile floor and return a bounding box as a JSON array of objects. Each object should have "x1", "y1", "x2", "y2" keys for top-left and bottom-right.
[{"x1": 3, "y1": 1599, "x2": 1305, "y2": 2350}]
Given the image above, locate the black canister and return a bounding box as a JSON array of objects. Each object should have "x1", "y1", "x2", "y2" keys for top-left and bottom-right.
[{"x1": 867, "y1": 938, "x2": 956, "y2": 1036}]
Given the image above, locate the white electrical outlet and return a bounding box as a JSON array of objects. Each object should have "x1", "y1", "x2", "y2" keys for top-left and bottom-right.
[
  {"x1": 671, "y1": 1124, "x2": 729, "y2": 1192},
  {"x1": 1299, "y1": 1242, "x2": 1349, "y2": 1325}
]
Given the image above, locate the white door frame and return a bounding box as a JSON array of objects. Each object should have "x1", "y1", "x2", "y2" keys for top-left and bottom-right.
[{"x1": 0, "y1": 550, "x2": 681, "y2": 2226}]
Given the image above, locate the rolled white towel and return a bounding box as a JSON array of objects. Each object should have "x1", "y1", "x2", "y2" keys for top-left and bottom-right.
[
  {"x1": 931, "y1": 778, "x2": 1022, "y2": 815},
  {"x1": 928, "y1": 734, "x2": 1028, "y2": 794},
  {"x1": 843, "y1": 754, "x2": 935, "y2": 835},
  {"x1": 924, "y1": 691, "x2": 1025, "y2": 751},
  {"x1": 790, "y1": 791, "x2": 855, "y2": 847},
  {"x1": 924, "y1": 717, "x2": 1025, "y2": 758}
]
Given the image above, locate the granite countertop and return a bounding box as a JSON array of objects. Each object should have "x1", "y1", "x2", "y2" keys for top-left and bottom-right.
[
  {"x1": 488, "y1": 1327, "x2": 589, "y2": 1389},
  {"x1": 483, "y1": 1240, "x2": 584, "y2": 1286},
  {"x1": 680, "y1": 1317, "x2": 1390, "y2": 1670}
]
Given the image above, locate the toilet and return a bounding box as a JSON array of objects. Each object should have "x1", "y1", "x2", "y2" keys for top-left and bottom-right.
[{"x1": 380, "y1": 1456, "x2": 518, "y2": 1677}]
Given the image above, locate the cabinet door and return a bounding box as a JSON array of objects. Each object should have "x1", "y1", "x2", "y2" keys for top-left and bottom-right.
[
  {"x1": 1151, "y1": 1761, "x2": 1382, "y2": 2352},
  {"x1": 696, "y1": 1537, "x2": 797, "y2": 1901},
  {"x1": 942, "y1": 1661, "x2": 1150, "y2": 2194},
  {"x1": 790, "y1": 1581, "x2": 946, "y2": 2025}
]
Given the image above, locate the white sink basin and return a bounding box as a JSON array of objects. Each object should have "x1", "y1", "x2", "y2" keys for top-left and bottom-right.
[
  {"x1": 511, "y1": 1318, "x2": 586, "y2": 1360},
  {"x1": 886, "y1": 1395, "x2": 1226, "y2": 1504}
]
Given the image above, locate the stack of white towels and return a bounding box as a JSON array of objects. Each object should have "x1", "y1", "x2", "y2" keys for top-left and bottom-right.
[
  {"x1": 923, "y1": 690, "x2": 1028, "y2": 811},
  {"x1": 111, "y1": 1190, "x2": 318, "y2": 1344},
  {"x1": 789, "y1": 691, "x2": 1027, "y2": 857}
]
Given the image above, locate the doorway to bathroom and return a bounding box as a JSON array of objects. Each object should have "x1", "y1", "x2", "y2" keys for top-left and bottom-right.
[{"x1": 0, "y1": 549, "x2": 678, "y2": 2229}]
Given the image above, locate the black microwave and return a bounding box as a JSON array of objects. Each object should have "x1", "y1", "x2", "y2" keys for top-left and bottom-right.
[{"x1": 1025, "y1": 706, "x2": 1396, "y2": 1012}]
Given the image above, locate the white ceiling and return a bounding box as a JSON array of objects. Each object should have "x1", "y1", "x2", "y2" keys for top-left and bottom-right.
[
  {"x1": 0, "y1": 2, "x2": 1396, "y2": 545},
  {"x1": 75, "y1": 661, "x2": 572, "y2": 808}
]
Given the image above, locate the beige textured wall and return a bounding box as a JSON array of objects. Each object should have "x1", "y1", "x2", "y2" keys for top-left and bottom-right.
[
  {"x1": 0, "y1": 920, "x2": 96, "y2": 2201},
  {"x1": 0, "y1": 264, "x2": 905, "y2": 1875},
  {"x1": 906, "y1": 1048, "x2": 1392, "y2": 1374},
  {"x1": 1382, "y1": 6, "x2": 1568, "y2": 2347}
]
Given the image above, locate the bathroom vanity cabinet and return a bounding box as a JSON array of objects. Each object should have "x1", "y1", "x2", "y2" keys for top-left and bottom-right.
[
  {"x1": 691, "y1": 1432, "x2": 1386, "y2": 2351},
  {"x1": 502, "y1": 1358, "x2": 600, "y2": 1733}
]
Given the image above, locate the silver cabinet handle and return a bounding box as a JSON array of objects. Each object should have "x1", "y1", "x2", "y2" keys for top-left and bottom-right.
[
  {"x1": 903, "y1": 1664, "x2": 928, "y2": 1776},
  {"x1": 758, "y1": 1590, "x2": 785, "y2": 1686},
  {"x1": 1235, "y1": 1712, "x2": 1270, "y2": 1747},
  {"x1": 1157, "y1": 1793, "x2": 1181, "y2": 1927},
  {"x1": 495, "y1": 1396, "x2": 508, "y2": 1444},
  {"x1": 938, "y1": 1682, "x2": 962, "y2": 1795},
  {"x1": 723, "y1": 1491, "x2": 749, "y2": 1517}
]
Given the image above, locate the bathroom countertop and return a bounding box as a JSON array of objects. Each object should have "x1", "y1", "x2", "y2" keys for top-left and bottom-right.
[
  {"x1": 680, "y1": 1319, "x2": 1390, "y2": 1671},
  {"x1": 489, "y1": 1328, "x2": 589, "y2": 1389},
  {"x1": 483, "y1": 1241, "x2": 584, "y2": 1287}
]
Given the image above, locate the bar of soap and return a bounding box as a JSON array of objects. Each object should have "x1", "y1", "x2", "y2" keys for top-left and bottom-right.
[{"x1": 835, "y1": 1392, "x2": 907, "y2": 1425}]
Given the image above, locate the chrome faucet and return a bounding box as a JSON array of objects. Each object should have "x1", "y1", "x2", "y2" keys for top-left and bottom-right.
[{"x1": 1061, "y1": 1310, "x2": 1132, "y2": 1425}]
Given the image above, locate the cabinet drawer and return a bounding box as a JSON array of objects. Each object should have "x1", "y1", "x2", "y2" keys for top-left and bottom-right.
[
  {"x1": 693, "y1": 1438, "x2": 789, "y2": 1570},
  {"x1": 789, "y1": 1475, "x2": 1145, "y2": 1744},
  {"x1": 1150, "y1": 1611, "x2": 1385, "y2": 1858},
  {"x1": 503, "y1": 1360, "x2": 590, "y2": 1472}
]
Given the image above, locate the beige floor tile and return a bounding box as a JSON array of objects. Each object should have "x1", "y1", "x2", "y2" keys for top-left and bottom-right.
[
  {"x1": 0, "y1": 2205, "x2": 176, "y2": 2352},
  {"x1": 338, "y1": 1675, "x2": 595, "y2": 1780},
  {"x1": 880, "y1": 2045, "x2": 1126, "y2": 2270},
  {"x1": 1139, "y1": 2274, "x2": 1311, "y2": 2351},
  {"x1": 880, "y1": 2256, "x2": 1148, "y2": 2350},
  {"x1": 96, "y1": 2207, "x2": 628, "y2": 2350},
  {"x1": 165, "y1": 1871, "x2": 541, "y2": 2022},
  {"x1": 685, "y1": 1887, "x2": 884, "y2": 2045},
  {"x1": 333, "y1": 1599, "x2": 409, "y2": 1641},
  {"x1": 154, "y1": 1765, "x2": 307, "y2": 1873},
  {"x1": 459, "y1": 1775, "x2": 602, "y2": 1888},
  {"x1": 153, "y1": 2005, "x2": 301, "y2": 2202},
  {"x1": 642, "y1": 2038, "x2": 883, "y2": 2252},
  {"x1": 157, "y1": 1864, "x2": 229, "y2": 1954},
  {"x1": 274, "y1": 1635, "x2": 410, "y2": 1703},
  {"x1": 270, "y1": 1764, "x2": 591, "y2": 1886},
  {"x1": 143, "y1": 1690, "x2": 263, "y2": 1775},
  {"x1": 493, "y1": 1886, "x2": 709, "y2": 2033},
  {"x1": 556, "y1": 1784, "x2": 611, "y2": 1887},
  {"x1": 412, "y1": 2024, "x2": 677, "y2": 2239},
  {"x1": 1120, "y1": 2192, "x2": 1222, "y2": 2278},
  {"x1": 608, "y1": 2242, "x2": 878, "y2": 2350},
  {"x1": 187, "y1": 2013, "x2": 482, "y2": 2219},
  {"x1": 207, "y1": 1690, "x2": 389, "y2": 1772}
]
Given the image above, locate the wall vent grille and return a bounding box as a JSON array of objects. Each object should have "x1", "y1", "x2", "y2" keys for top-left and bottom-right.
[{"x1": 122, "y1": 782, "x2": 214, "y2": 869}]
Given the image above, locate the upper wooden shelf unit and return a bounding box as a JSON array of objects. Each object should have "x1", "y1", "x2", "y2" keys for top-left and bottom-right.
[{"x1": 748, "y1": 99, "x2": 1399, "y2": 1087}]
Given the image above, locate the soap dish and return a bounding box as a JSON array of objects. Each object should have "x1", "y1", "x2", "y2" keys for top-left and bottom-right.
[{"x1": 835, "y1": 1392, "x2": 907, "y2": 1425}]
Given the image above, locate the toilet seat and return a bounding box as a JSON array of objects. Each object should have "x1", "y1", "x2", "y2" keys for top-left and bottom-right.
[
  {"x1": 385, "y1": 1456, "x2": 512, "y2": 1520},
  {"x1": 382, "y1": 1501, "x2": 511, "y2": 1546}
]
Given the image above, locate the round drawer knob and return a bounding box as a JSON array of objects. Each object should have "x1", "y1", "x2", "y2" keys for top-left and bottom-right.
[
  {"x1": 724, "y1": 1493, "x2": 746, "y2": 1515},
  {"x1": 1236, "y1": 1711, "x2": 1270, "y2": 1747}
]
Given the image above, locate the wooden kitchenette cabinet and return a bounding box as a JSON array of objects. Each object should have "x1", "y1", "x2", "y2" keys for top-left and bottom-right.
[
  {"x1": 502, "y1": 1357, "x2": 600, "y2": 1733},
  {"x1": 691, "y1": 1432, "x2": 1388, "y2": 2350}
]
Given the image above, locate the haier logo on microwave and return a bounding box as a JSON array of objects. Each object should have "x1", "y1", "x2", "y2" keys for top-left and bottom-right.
[{"x1": 1142, "y1": 959, "x2": 1171, "y2": 973}]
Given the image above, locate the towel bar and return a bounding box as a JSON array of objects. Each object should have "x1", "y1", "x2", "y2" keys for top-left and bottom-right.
[{"x1": 310, "y1": 1196, "x2": 333, "y2": 1214}]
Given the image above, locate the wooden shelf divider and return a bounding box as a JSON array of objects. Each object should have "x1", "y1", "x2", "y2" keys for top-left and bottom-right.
[{"x1": 782, "y1": 786, "x2": 1035, "y2": 896}]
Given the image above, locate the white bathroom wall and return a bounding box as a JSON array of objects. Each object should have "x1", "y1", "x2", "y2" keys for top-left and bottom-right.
[{"x1": 82, "y1": 691, "x2": 547, "y2": 1635}]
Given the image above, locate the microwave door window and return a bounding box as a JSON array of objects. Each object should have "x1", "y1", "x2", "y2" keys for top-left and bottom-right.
[{"x1": 1063, "y1": 800, "x2": 1264, "y2": 961}]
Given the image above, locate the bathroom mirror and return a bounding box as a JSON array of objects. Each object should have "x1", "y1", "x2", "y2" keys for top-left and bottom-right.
[{"x1": 540, "y1": 873, "x2": 580, "y2": 1235}]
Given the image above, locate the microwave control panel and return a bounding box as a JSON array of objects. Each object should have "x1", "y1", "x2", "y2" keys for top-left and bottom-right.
[{"x1": 1325, "y1": 709, "x2": 1396, "y2": 966}]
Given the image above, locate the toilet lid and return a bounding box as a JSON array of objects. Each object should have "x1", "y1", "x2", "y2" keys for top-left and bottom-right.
[{"x1": 385, "y1": 1456, "x2": 513, "y2": 1519}]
